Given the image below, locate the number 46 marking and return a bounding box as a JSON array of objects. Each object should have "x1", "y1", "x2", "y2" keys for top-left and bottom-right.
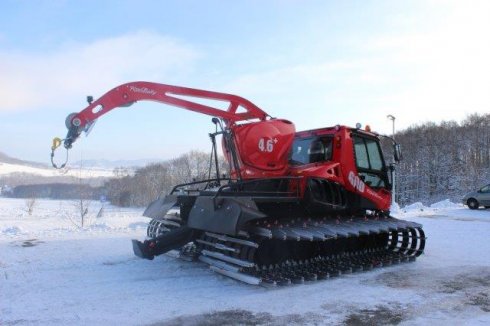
[{"x1": 258, "y1": 138, "x2": 276, "y2": 152}]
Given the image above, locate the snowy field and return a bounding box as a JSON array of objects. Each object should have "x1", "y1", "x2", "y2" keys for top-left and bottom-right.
[
  {"x1": 1, "y1": 198, "x2": 489, "y2": 325},
  {"x1": 0, "y1": 162, "x2": 114, "y2": 178}
]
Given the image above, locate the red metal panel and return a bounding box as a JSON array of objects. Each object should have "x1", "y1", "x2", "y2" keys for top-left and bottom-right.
[{"x1": 233, "y1": 119, "x2": 295, "y2": 176}]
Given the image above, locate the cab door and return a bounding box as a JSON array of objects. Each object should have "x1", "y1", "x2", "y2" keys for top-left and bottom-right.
[{"x1": 352, "y1": 134, "x2": 390, "y2": 190}]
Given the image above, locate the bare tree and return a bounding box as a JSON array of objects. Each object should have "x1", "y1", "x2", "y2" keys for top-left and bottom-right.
[
  {"x1": 71, "y1": 158, "x2": 94, "y2": 227},
  {"x1": 104, "y1": 150, "x2": 227, "y2": 207},
  {"x1": 391, "y1": 113, "x2": 490, "y2": 206},
  {"x1": 24, "y1": 197, "x2": 37, "y2": 216},
  {"x1": 75, "y1": 194, "x2": 91, "y2": 227}
]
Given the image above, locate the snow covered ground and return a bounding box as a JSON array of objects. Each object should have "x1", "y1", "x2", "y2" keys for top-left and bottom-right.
[{"x1": 1, "y1": 198, "x2": 489, "y2": 325}]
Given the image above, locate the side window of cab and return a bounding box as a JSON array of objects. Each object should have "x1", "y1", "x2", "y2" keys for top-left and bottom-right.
[
  {"x1": 308, "y1": 137, "x2": 333, "y2": 163},
  {"x1": 290, "y1": 136, "x2": 333, "y2": 165}
]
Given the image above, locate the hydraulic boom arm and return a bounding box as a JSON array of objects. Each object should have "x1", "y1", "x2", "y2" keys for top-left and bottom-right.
[{"x1": 60, "y1": 81, "x2": 270, "y2": 149}]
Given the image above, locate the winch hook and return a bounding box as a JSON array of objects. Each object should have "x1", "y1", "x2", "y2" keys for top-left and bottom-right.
[{"x1": 50, "y1": 137, "x2": 69, "y2": 169}]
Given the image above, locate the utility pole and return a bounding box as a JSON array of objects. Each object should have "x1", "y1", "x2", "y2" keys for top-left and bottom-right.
[
  {"x1": 387, "y1": 115, "x2": 395, "y2": 139},
  {"x1": 387, "y1": 115, "x2": 396, "y2": 206}
]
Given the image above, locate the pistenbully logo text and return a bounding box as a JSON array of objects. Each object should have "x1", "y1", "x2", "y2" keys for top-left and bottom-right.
[{"x1": 129, "y1": 86, "x2": 157, "y2": 95}]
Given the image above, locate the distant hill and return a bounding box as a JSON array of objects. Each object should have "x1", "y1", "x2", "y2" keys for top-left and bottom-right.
[
  {"x1": 71, "y1": 158, "x2": 159, "y2": 170},
  {"x1": 0, "y1": 151, "x2": 154, "y2": 172},
  {"x1": 0, "y1": 151, "x2": 116, "y2": 187},
  {"x1": 0, "y1": 151, "x2": 47, "y2": 168}
]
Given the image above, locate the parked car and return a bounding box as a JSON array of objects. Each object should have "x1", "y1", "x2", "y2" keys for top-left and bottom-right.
[{"x1": 462, "y1": 184, "x2": 490, "y2": 209}]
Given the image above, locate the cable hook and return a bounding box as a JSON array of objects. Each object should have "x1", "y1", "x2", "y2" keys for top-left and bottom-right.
[{"x1": 50, "y1": 137, "x2": 69, "y2": 169}]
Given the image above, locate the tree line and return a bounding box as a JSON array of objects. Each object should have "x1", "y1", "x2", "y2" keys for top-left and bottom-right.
[
  {"x1": 9, "y1": 183, "x2": 104, "y2": 200},
  {"x1": 393, "y1": 113, "x2": 490, "y2": 205},
  {"x1": 104, "y1": 150, "x2": 228, "y2": 207}
]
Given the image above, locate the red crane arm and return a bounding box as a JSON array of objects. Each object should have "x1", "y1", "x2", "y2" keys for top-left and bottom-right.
[{"x1": 62, "y1": 81, "x2": 270, "y2": 148}]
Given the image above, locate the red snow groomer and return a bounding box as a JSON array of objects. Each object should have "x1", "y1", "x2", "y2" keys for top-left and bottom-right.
[{"x1": 52, "y1": 81, "x2": 425, "y2": 285}]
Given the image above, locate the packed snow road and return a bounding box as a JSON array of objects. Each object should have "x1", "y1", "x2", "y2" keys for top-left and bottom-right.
[{"x1": 1, "y1": 198, "x2": 489, "y2": 325}]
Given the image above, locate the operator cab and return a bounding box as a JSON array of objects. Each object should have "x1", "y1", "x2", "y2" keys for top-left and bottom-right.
[{"x1": 289, "y1": 129, "x2": 391, "y2": 191}]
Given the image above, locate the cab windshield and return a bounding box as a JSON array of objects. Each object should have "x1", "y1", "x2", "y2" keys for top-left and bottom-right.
[
  {"x1": 289, "y1": 136, "x2": 333, "y2": 165},
  {"x1": 353, "y1": 134, "x2": 389, "y2": 189}
]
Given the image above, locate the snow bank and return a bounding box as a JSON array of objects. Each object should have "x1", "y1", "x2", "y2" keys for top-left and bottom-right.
[
  {"x1": 1, "y1": 226, "x2": 25, "y2": 236},
  {"x1": 393, "y1": 199, "x2": 489, "y2": 222},
  {"x1": 389, "y1": 202, "x2": 401, "y2": 214},
  {"x1": 399, "y1": 199, "x2": 462, "y2": 213},
  {"x1": 404, "y1": 202, "x2": 426, "y2": 211},
  {"x1": 430, "y1": 199, "x2": 460, "y2": 209}
]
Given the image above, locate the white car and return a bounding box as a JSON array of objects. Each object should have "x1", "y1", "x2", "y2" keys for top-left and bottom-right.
[{"x1": 462, "y1": 184, "x2": 490, "y2": 209}]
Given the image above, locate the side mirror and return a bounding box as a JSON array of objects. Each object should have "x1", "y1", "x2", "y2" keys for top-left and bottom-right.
[{"x1": 394, "y1": 144, "x2": 402, "y2": 162}]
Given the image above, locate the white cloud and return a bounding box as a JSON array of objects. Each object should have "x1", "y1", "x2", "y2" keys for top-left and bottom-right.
[
  {"x1": 0, "y1": 31, "x2": 199, "y2": 112},
  {"x1": 368, "y1": 1, "x2": 490, "y2": 120}
]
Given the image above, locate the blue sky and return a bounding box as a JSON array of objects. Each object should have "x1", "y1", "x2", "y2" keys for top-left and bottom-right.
[{"x1": 1, "y1": 1, "x2": 489, "y2": 163}]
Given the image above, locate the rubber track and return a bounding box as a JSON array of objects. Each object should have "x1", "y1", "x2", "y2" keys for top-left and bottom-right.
[{"x1": 197, "y1": 216, "x2": 426, "y2": 286}]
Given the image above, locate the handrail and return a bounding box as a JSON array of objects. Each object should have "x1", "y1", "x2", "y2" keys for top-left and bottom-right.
[
  {"x1": 169, "y1": 178, "x2": 232, "y2": 195},
  {"x1": 212, "y1": 176, "x2": 303, "y2": 208}
]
